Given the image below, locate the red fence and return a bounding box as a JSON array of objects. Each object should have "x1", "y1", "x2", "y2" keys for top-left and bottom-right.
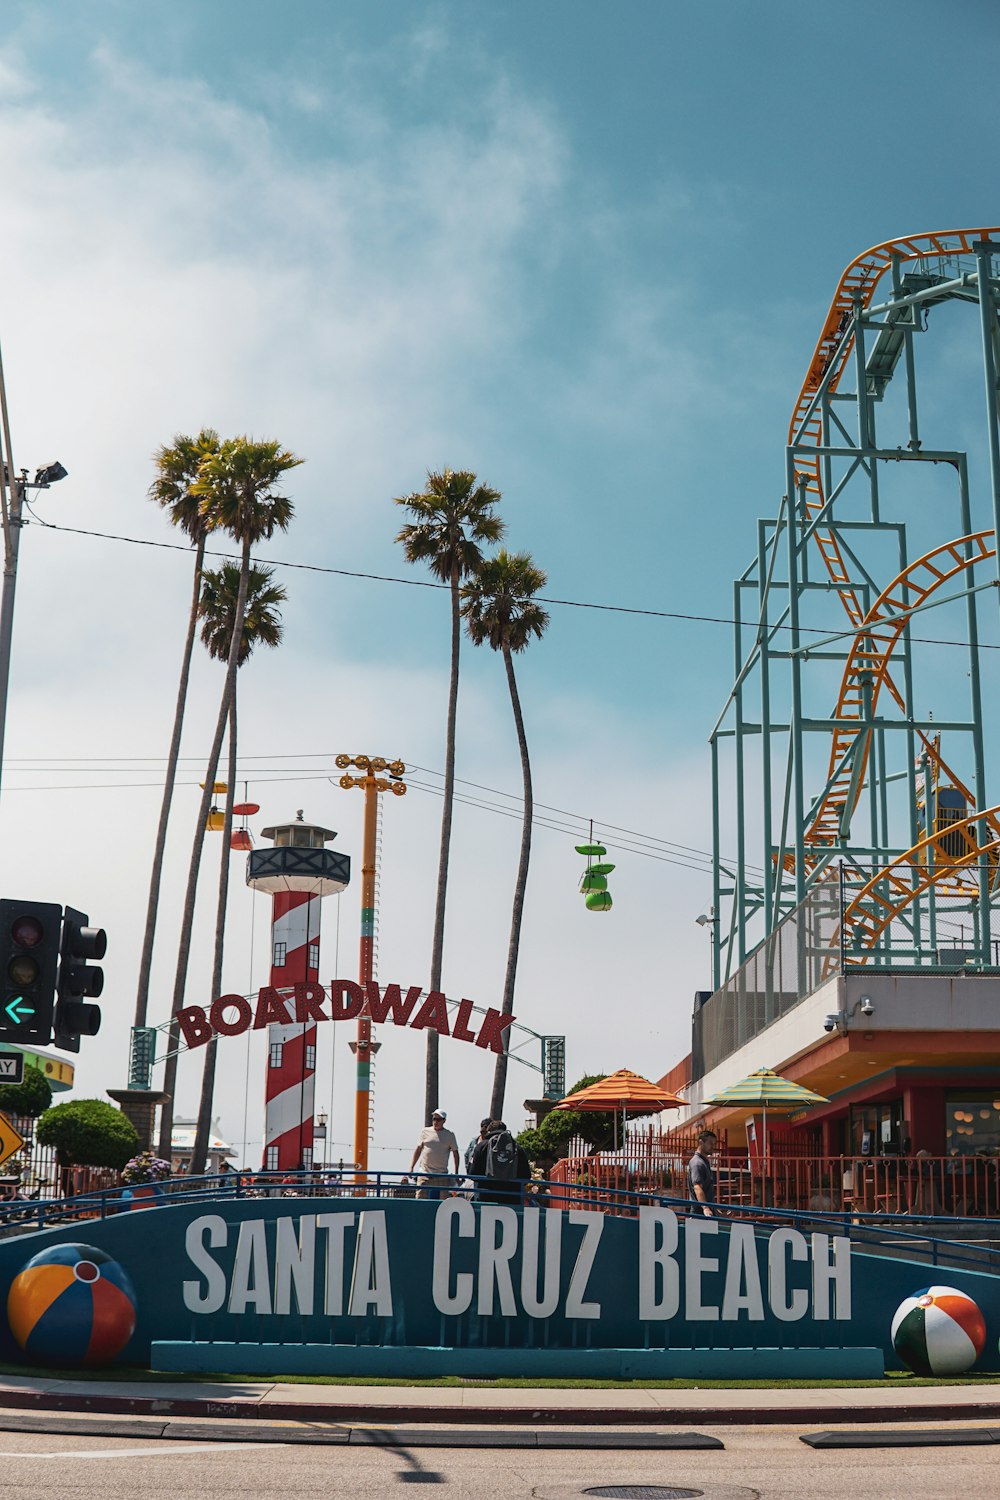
[
  {"x1": 1, "y1": 1116, "x2": 119, "y2": 1205},
  {"x1": 550, "y1": 1149, "x2": 1000, "y2": 1218}
]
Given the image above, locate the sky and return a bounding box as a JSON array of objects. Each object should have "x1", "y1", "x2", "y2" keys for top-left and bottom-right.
[{"x1": 0, "y1": 0, "x2": 997, "y2": 1170}]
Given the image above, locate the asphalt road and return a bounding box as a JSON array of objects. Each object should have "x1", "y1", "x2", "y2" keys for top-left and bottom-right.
[{"x1": 0, "y1": 1425, "x2": 993, "y2": 1500}]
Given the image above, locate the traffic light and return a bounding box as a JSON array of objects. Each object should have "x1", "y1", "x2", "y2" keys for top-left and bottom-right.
[
  {"x1": 54, "y1": 906, "x2": 105, "y2": 1052},
  {"x1": 0, "y1": 899, "x2": 62, "y2": 1045}
]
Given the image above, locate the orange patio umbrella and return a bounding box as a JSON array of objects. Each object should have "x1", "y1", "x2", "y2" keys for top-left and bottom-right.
[{"x1": 553, "y1": 1069, "x2": 686, "y2": 1150}]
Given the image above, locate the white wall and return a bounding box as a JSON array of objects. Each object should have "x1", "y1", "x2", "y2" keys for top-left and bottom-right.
[{"x1": 676, "y1": 972, "x2": 1000, "y2": 1126}]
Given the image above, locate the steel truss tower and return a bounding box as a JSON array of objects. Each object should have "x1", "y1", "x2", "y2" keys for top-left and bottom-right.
[{"x1": 710, "y1": 228, "x2": 1000, "y2": 995}]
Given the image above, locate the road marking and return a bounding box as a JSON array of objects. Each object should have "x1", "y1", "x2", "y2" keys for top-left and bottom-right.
[{"x1": 0, "y1": 1445, "x2": 283, "y2": 1459}]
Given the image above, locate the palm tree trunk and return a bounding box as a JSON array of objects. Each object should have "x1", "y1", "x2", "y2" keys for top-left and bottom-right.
[
  {"x1": 157, "y1": 537, "x2": 253, "y2": 1160},
  {"x1": 425, "y1": 561, "x2": 461, "y2": 1125},
  {"x1": 133, "y1": 534, "x2": 205, "y2": 1030},
  {"x1": 490, "y1": 641, "x2": 533, "y2": 1120},
  {"x1": 191, "y1": 682, "x2": 237, "y2": 1176}
]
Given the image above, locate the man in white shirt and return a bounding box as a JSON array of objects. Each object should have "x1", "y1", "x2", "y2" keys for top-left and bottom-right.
[{"x1": 409, "y1": 1108, "x2": 460, "y2": 1200}]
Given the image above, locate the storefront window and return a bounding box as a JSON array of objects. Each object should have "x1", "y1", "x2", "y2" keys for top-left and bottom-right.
[
  {"x1": 945, "y1": 1094, "x2": 1000, "y2": 1156},
  {"x1": 849, "y1": 1098, "x2": 904, "y2": 1155}
]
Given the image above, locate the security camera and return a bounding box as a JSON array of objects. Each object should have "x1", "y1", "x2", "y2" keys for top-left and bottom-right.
[
  {"x1": 823, "y1": 1014, "x2": 839, "y2": 1033},
  {"x1": 859, "y1": 996, "x2": 874, "y2": 1017}
]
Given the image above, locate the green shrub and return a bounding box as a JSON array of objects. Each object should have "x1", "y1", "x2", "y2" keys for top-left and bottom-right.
[
  {"x1": 36, "y1": 1100, "x2": 139, "y2": 1170},
  {"x1": 0, "y1": 1063, "x2": 52, "y2": 1119}
]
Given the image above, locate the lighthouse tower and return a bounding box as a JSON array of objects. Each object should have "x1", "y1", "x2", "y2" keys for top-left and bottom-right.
[{"x1": 246, "y1": 811, "x2": 350, "y2": 1171}]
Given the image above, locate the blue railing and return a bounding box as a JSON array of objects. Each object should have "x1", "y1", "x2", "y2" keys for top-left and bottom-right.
[{"x1": 0, "y1": 1168, "x2": 997, "y2": 1275}]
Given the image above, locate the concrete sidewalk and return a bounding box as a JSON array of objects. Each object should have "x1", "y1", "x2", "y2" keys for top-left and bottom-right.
[{"x1": 0, "y1": 1372, "x2": 996, "y2": 1427}]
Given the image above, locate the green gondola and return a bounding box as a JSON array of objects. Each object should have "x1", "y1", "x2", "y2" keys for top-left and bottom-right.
[{"x1": 577, "y1": 827, "x2": 616, "y2": 913}]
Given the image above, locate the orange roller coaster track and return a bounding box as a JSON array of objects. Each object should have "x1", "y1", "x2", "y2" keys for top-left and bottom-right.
[
  {"x1": 838, "y1": 806, "x2": 1000, "y2": 962},
  {"x1": 805, "y1": 530, "x2": 998, "y2": 851},
  {"x1": 711, "y1": 226, "x2": 1000, "y2": 987}
]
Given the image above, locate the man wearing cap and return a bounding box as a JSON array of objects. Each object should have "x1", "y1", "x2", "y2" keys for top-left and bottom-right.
[{"x1": 409, "y1": 1109, "x2": 460, "y2": 1200}]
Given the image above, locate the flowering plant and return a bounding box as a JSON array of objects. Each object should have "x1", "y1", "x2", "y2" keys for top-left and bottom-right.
[{"x1": 121, "y1": 1152, "x2": 171, "y2": 1185}]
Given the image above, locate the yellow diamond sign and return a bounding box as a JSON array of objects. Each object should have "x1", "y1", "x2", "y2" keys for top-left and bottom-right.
[{"x1": 0, "y1": 1111, "x2": 25, "y2": 1170}]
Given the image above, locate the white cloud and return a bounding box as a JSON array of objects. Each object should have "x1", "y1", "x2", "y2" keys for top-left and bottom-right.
[{"x1": 0, "y1": 31, "x2": 713, "y2": 1167}]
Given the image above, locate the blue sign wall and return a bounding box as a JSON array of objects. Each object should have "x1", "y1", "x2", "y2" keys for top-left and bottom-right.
[{"x1": 0, "y1": 1197, "x2": 997, "y2": 1373}]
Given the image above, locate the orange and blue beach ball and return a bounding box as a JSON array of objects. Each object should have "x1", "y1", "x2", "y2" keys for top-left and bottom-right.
[
  {"x1": 6, "y1": 1243, "x2": 137, "y2": 1367},
  {"x1": 891, "y1": 1284, "x2": 986, "y2": 1376}
]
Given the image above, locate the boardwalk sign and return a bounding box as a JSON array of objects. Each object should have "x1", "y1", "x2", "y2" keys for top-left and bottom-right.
[{"x1": 176, "y1": 981, "x2": 514, "y2": 1055}]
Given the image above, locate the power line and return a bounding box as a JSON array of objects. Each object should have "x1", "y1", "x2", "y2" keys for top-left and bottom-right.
[
  {"x1": 1, "y1": 751, "x2": 745, "y2": 872},
  {"x1": 28, "y1": 518, "x2": 999, "y2": 651}
]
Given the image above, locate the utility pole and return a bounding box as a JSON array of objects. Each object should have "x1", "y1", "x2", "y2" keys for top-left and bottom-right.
[
  {"x1": 337, "y1": 755, "x2": 406, "y2": 1173},
  {"x1": 0, "y1": 336, "x2": 67, "y2": 803}
]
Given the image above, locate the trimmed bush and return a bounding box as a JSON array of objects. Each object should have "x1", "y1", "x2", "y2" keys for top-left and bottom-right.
[{"x1": 36, "y1": 1100, "x2": 139, "y2": 1170}]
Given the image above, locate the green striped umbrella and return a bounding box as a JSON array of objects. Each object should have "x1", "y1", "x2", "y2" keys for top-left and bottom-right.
[{"x1": 706, "y1": 1068, "x2": 828, "y2": 1158}]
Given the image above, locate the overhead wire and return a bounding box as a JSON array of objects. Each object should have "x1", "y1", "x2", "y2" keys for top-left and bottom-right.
[
  {"x1": 24, "y1": 516, "x2": 1000, "y2": 652},
  {"x1": 0, "y1": 752, "x2": 754, "y2": 875}
]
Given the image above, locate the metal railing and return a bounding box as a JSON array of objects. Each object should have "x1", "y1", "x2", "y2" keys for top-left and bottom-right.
[
  {"x1": 0, "y1": 1168, "x2": 996, "y2": 1276},
  {"x1": 553, "y1": 1150, "x2": 1000, "y2": 1223}
]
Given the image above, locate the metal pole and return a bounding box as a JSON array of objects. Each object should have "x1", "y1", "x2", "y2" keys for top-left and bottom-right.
[
  {"x1": 785, "y1": 468, "x2": 806, "y2": 909},
  {"x1": 974, "y1": 242, "x2": 1000, "y2": 586},
  {"x1": 891, "y1": 254, "x2": 921, "y2": 452},
  {"x1": 956, "y1": 457, "x2": 991, "y2": 961},
  {"x1": 733, "y1": 581, "x2": 747, "y2": 964},
  {"x1": 710, "y1": 734, "x2": 721, "y2": 991},
  {"x1": 354, "y1": 769, "x2": 378, "y2": 1174},
  {"x1": 0, "y1": 335, "x2": 20, "y2": 803},
  {"x1": 852, "y1": 294, "x2": 880, "y2": 522},
  {"x1": 757, "y1": 519, "x2": 774, "y2": 936}
]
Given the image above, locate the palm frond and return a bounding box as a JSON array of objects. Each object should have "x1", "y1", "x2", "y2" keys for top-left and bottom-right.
[
  {"x1": 393, "y1": 468, "x2": 505, "y2": 582},
  {"x1": 148, "y1": 428, "x2": 222, "y2": 543},
  {"x1": 194, "y1": 437, "x2": 302, "y2": 545},
  {"x1": 461, "y1": 550, "x2": 549, "y2": 653},
  {"x1": 199, "y1": 562, "x2": 286, "y2": 665}
]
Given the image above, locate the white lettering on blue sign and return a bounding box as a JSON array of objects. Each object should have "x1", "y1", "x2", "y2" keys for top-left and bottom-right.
[{"x1": 179, "y1": 1205, "x2": 851, "y2": 1325}]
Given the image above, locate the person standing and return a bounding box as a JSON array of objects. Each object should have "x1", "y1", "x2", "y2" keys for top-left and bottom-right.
[
  {"x1": 470, "y1": 1120, "x2": 531, "y2": 1205},
  {"x1": 465, "y1": 1117, "x2": 493, "y2": 1176},
  {"x1": 409, "y1": 1108, "x2": 460, "y2": 1200},
  {"x1": 688, "y1": 1129, "x2": 717, "y2": 1216}
]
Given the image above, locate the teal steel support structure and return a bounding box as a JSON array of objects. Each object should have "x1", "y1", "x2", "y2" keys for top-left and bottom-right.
[{"x1": 706, "y1": 231, "x2": 1000, "y2": 1007}]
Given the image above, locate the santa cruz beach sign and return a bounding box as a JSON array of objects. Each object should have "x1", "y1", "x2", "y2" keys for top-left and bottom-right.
[
  {"x1": 175, "y1": 980, "x2": 514, "y2": 1054},
  {"x1": 2, "y1": 1196, "x2": 996, "y2": 1379}
]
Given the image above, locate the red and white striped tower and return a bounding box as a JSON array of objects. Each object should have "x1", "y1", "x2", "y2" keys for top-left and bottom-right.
[{"x1": 246, "y1": 811, "x2": 351, "y2": 1172}]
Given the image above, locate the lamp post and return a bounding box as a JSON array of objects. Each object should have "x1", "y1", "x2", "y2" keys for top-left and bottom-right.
[
  {"x1": 337, "y1": 754, "x2": 406, "y2": 1174},
  {"x1": 0, "y1": 336, "x2": 67, "y2": 804},
  {"x1": 315, "y1": 1108, "x2": 327, "y2": 1170}
]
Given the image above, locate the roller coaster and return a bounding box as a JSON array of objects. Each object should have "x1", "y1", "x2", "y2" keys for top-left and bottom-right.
[{"x1": 710, "y1": 228, "x2": 1000, "y2": 991}]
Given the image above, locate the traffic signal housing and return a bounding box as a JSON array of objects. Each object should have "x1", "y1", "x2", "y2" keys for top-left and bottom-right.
[
  {"x1": 0, "y1": 899, "x2": 62, "y2": 1046},
  {"x1": 55, "y1": 906, "x2": 105, "y2": 1052}
]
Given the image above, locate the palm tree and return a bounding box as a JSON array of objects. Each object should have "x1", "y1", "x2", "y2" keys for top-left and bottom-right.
[
  {"x1": 190, "y1": 563, "x2": 286, "y2": 1176},
  {"x1": 158, "y1": 438, "x2": 301, "y2": 1160},
  {"x1": 134, "y1": 429, "x2": 221, "y2": 1037},
  {"x1": 461, "y1": 550, "x2": 549, "y2": 1119},
  {"x1": 394, "y1": 470, "x2": 504, "y2": 1122}
]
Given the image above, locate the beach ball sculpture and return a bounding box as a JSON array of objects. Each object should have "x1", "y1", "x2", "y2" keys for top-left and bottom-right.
[
  {"x1": 576, "y1": 841, "x2": 615, "y2": 913},
  {"x1": 7, "y1": 1243, "x2": 137, "y2": 1367},
  {"x1": 890, "y1": 1284, "x2": 986, "y2": 1376}
]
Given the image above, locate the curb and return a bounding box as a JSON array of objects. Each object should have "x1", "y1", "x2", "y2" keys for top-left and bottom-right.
[
  {"x1": 0, "y1": 1411, "x2": 725, "y2": 1449},
  {"x1": 0, "y1": 1387, "x2": 998, "y2": 1428}
]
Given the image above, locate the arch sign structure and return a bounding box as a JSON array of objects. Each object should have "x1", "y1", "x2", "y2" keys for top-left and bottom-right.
[{"x1": 176, "y1": 980, "x2": 515, "y2": 1057}]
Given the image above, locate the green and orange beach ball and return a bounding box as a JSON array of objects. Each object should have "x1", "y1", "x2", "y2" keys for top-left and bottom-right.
[{"x1": 6, "y1": 1243, "x2": 137, "y2": 1366}]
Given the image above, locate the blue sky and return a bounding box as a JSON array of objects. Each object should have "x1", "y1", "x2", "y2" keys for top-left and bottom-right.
[{"x1": 0, "y1": 1, "x2": 997, "y2": 1165}]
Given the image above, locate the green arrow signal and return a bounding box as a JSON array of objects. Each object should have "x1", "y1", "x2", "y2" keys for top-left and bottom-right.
[{"x1": 4, "y1": 996, "x2": 34, "y2": 1025}]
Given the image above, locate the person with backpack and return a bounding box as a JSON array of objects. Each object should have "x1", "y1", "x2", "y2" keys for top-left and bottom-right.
[
  {"x1": 465, "y1": 1117, "x2": 493, "y2": 1176},
  {"x1": 470, "y1": 1120, "x2": 530, "y2": 1205}
]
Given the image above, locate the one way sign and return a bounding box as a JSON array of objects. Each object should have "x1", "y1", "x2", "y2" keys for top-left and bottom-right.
[{"x1": 0, "y1": 1054, "x2": 24, "y2": 1085}]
